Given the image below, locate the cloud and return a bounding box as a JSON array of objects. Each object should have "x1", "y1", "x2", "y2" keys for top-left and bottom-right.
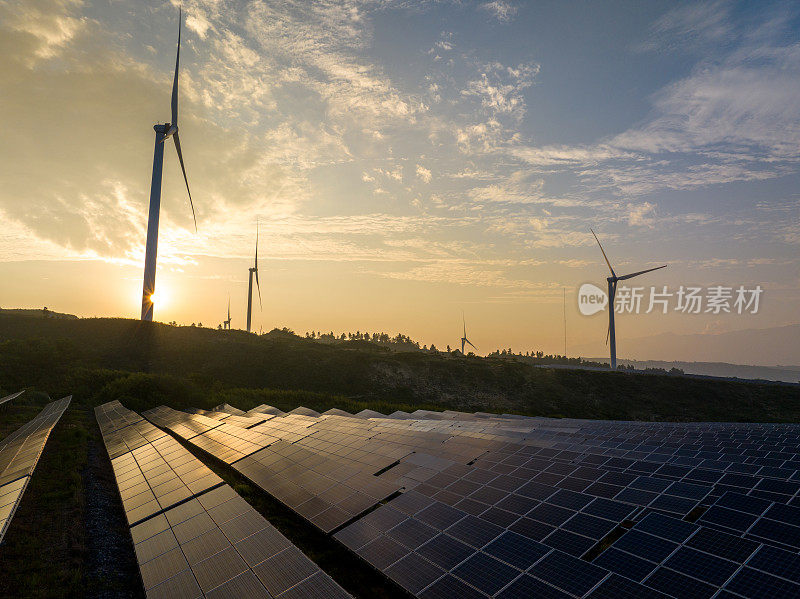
[
  {"x1": 0, "y1": 0, "x2": 86, "y2": 63},
  {"x1": 626, "y1": 202, "x2": 656, "y2": 227},
  {"x1": 461, "y1": 62, "x2": 537, "y2": 121},
  {"x1": 480, "y1": 1, "x2": 518, "y2": 23},
  {"x1": 511, "y1": 144, "x2": 639, "y2": 167},
  {"x1": 639, "y1": 0, "x2": 734, "y2": 54},
  {"x1": 416, "y1": 164, "x2": 432, "y2": 183}
]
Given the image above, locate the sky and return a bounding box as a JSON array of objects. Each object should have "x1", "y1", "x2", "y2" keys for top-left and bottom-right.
[{"x1": 1, "y1": 0, "x2": 799, "y2": 364}]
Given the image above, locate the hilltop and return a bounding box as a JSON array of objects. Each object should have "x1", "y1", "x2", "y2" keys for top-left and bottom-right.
[
  {"x1": 0, "y1": 307, "x2": 77, "y2": 319},
  {"x1": 0, "y1": 313, "x2": 798, "y2": 422}
]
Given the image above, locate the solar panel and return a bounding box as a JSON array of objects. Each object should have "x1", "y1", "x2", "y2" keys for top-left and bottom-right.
[
  {"x1": 0, "y1": 391, "x2": 24, "y2": 408},
  {"x1": 529, "y1": 550, "x2": 608, "y2": 596},
  {"x1": 0, "y1": 396, "x2": 71, "y2": 543},
  {"x1": 452, "y1": 552, "x2": 518, "y2": 595},
  {"x1": 96, "y1": 401, "x2": 352, "y2": 598}
]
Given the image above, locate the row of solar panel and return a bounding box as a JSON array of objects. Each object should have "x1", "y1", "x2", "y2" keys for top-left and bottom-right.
[
  {"x1": 143, "y1": 407, "x2": 404, "y2": 534},
  {"x1": 138, "y1": 403, "x2": 800, "y2": 598},
  {"x1": 313, "y1": 409, "x2": 800, "y2": 499},
  {"x1": 95, "y1": 401, "x2": 351, "y2": 598},
  {"x1": 0, "y1": 395, "x2": 71, "y2": 544},
  {"x1": 368, "y1": 410, "x2": 800, "y2": 460}
]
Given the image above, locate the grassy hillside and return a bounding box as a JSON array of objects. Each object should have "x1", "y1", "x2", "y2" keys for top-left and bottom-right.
[{"x1": 1, "y1": 313, "x2": 798, "y2": 422}]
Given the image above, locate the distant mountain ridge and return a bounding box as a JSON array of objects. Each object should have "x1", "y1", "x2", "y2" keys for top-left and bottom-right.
[{"x1": 572, "y1": 324, "x2": 800, "y2": 370}]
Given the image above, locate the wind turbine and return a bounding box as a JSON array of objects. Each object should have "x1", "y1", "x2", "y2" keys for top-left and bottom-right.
[
  {"x1": 590, "y1": 228, "x2": 666, "y2": 370},
  {"x1": 461, "y1": 312, "x2": 477, "y2": 354},
  {"x1": 246, "y1": 222, "x2": 262, "y2": 333},
  {"x1": 141, "y1": 8, "x2": 197, "y2": 321},
  {"x1": 223, "y1": 295, "x2": 232, "y2": 330}
]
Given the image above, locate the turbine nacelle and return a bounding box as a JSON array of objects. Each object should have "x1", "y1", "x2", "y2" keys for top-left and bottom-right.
[{"x1": 162, "y1": 123, "x2": 178, "y2": 141}]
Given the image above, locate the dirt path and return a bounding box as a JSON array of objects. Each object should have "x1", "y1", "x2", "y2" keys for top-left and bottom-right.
[{"x1": 82, "y1": 414, "x2": 143, "y2": 599}]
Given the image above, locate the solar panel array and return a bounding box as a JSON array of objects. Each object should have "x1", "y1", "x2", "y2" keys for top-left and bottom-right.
[
  {"x1": 96, "y1": 401, "x2": 351, "y2": 598},
  {"x1": 113, "y1": 403, "x2": 800, "y2": 598},
  {"x1": 0, "y1": 396, "x2": 71, "y2": 543}
]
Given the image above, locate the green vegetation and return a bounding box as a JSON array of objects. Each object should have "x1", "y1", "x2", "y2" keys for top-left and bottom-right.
[
  {"x1": 1, "y1": 313, "x2": 798, "y2": 422},
  {"x1": 0, "y1": 312, "x2": 798, "y2": 597}
]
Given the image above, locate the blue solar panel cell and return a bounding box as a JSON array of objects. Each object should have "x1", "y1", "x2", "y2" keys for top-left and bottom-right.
[
  {"x1": 384, "y1": 553, "x2": 445, "y2": 595},
  {"x1": 547, "y1": 489, "x2": 594, "y2": 510},
  {"x1": 700, "y1": 505, "x2": 759, "y2": 532},
  {"x1": 587, "y1": 573, "x2": 672, "y2": 598},
  {"x1": 648, "y1": 493, "x2": 697, "y2": 515},
  {"x1": 634, "y1": 512, "x2": 697, "y2": 543},
  {"x1": 615, "y1": 488, "x2": 658, "y2": 506},
  {"x1": 542, "y1": 528, "x2": 596, "y2": 557},
  {"x1": 419, "y1": 575, "x2": 488, "y2": 599},
  {"x1": 561, "y1": 512, "x2": 617, "y2": 540},
  {"x1": 483, "y1": 531, "x2": 549, "y2": 570},
  {"x1": 583, "y1": 498, "x2": 637, "y2": 521},
  {"x1": 746, "y1": 544, "x2": 800, "y2": 584},
  {"x1": 528, "y1": 503, "x2": 574, "y2": 527},
  {"x1": 715, "y1": 492, "x2": 770, "y2": 515},
  {"x1": 593, "y1": 547, "x2": 656, "y2": 582},
  {"x1": 685, "y1": 526, "x2": 759, "y2": 563},
  {"x1": 644, "y1": 566, "x2": 718, "y2": 599},
  {"x1": 415, "y1": 502, "x2": 468, "y2": 530},
  {"x1": 445, "y1": 515, "x2": 503, "y2": 549},
  {"x1": 747, "y1": 518, "x2": 800, "y2": 550},
  {"x1": 629, "y1": 476, "x2": 671, "y2": 493},
  {"x1": 529, "y1": 551, "x2": 608, "y2": 597},
  {"x1": 417, "y1": 534, "x2": 474, "y2": 571},
  {"x1": 453, "y1": 553, "x2": 518, "y2": 595},
  {"x1": 496, "y1": 575, "x2": 572, "y2": 599},
  {"x1": 386, "y1": 518, "x2": 439, "y2": 550},
  {"x1": 509, "y1": 517, "x2": 555, "y2": 541},
  {"x1": 613, "y1": 530, "x2": 678, "y2": 563},
  {"x1": 664, "y1": 546, "x2": 738, "y2": 586},
  {"x1": 724, "y1": 566, "x2": 800, "y2": 599}
]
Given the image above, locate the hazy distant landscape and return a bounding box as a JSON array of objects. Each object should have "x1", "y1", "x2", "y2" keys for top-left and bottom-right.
[{"x1": 574, "y1": 324, "x2": 800, "y2": 371}]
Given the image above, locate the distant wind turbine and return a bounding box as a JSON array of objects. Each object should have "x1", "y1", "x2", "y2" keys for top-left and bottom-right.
[
  {"x1": 141, "y1": 8, "x2": 196, "y2": 321},
  {"x1": 590, "y1": 228, "x2": 666, "y2": 370},
  {"x1": 246, "y1": 222, "x2": 262, "y2": 333},
  {"x1": 223, "y1": 295, "x2": 232, "y2": 330},
  {"x1": 461, "y1": 312, "x2": 477, "y2": 354}
]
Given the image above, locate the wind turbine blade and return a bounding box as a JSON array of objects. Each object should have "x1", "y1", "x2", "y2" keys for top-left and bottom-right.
[
  {"x1": 171, "y1": 8, "x2": 181, "y2": 127},
  {"x1": 466, "y1": 339, "x2": 477, "y2": 351},
  {"x1": 173, "y1": 131, "x2": 197, "y2": 231},
  {"x1": 617, "y1": 264, "x2": 667, "y2": 281},
  {"x1": 255, "y1": 222, "x2": 259, "y2": 271},
  {"x1": 255, "y1": 269, "x2": 262, "y2": 310},
  {"x1": 590, "y1": 228, "x2": 616, "y2": 279},
  {"x1": 462, "y1": 311, "x2": 466, "y2": 337}
]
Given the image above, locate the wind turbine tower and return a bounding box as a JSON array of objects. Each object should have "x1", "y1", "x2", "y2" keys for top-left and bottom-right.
[
  {"x1": 590, "y1": 229, "x2": 666, "y2": 370},
  {"x1": 461, "y1": 313, "x2": 477, "y2": 355},
  {"x1": 246, "y1": 223, "x2": 262, "y2": 333},
  {"x1": 223, "y1": 295, "x2": 232, "y2": 330},
  {"x1": 141, "y1": 8, "x2": 197, "y2": 321}
]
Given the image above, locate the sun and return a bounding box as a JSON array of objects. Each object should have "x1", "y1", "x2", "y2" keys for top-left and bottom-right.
[{"x1": 148, "y1": 287, "x2": 169, "y2": 308}]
